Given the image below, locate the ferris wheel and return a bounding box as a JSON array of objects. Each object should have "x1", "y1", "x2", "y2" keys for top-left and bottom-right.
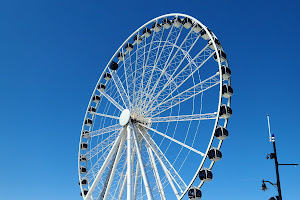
[{"x1": 78, "y1": 13, "x2": 232, "y2": 200}]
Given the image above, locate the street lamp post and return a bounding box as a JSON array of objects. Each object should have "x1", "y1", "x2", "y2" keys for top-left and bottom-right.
[{"x1": 261, "y1": 114, "x2": 298, "y2": 200}]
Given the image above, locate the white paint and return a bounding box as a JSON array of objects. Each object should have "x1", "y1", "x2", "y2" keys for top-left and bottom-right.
[{"x1": 119, "y1": 109, "x2": 131, "y2": 126}]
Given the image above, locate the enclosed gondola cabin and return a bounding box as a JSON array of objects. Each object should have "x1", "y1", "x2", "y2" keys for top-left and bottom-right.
[
  {"x1": 219, "y1": 105, "x2": 232, "y2": 119},
  {"x1": 192, "y1": 23, "x2": 202, "y2": 33},
  {"x1": 152, "y1": 22, "x2": 161, "y2": 32},
  {"x1": 214, "y1": 126, "x2": 229, "y2": 140},
  {"x1": 92, "y1": 95, "x2": 101, "y2": 103},
  {"x1": 88, "y1": 106, "x2": 96, "y2": 113},
  {"x1": 182, "y1": 17, "x2": 192, "y2": 29},
  {"x1": 84, "y1": 118, "x2": 93, "y2": 126},
  {"x1": 200, "y1": 29, "x2": 209, "y2": 40},
  {"x1": 134, "y1": 35, "x2": 142, "y2": 44},
  {"x1": 80, "y1": 166, "x2": 87, "y2": 174},
  {"x1": 110, "y1": 61, "x2": 118, "y2": 70},
  {"x1": 97, "y1": 84, "x2": 106, "y2": 92},
  {"x1": 103, "y1": 72, "x2": 112, "y2": 80},
  {"x1": 117, "y1": 52, "x2": 125, "y2": 61},
  {"x1": 199, "y1": 168, "x2": 213, "y2": 182},
  {"x1": 208, "y1": 148, "x2": 222, "y2": 161},
  {"x1": 82, "y1": 130, "x2": 90, "y2": 138},
  {"x1": 79, "y1": 178, "x2": 87, "y2": 185},
  {"x1": 80, "y1": 142, "x2": 88, "y2": 150},
  {"x1": 188, "y1": 186, "x2": 202, "y2": 200},
  {"x1": 214, "y1": 50, "x2": 227, "y2": 63},
  {"x1": 221, "y1": 65, "x2": 231, "y2": 80},
  {"x1": 125, "y1": 43, "x2": 134, "y2": 52},
  {"x1": 162, "y1": 18, "x2": 172, "y2": 29},
  {"x1": 222, "y1": 85, "x2": 233, "y2": 98},
  {"x1": 172, "y1": 16, "x2": 182, "y2": 28},
  {"x1": 79, "y1": 154, "x2": 87, "y2": 162},
  {"x1": 80, "y1": 189, "x2": 88, "y2": 196},
  {"x1": 208, "y1": 38, "x2": 221, "y2": 50},
  {"x1": 143, "y1": 27, "x2": 151, "y2": 37}
]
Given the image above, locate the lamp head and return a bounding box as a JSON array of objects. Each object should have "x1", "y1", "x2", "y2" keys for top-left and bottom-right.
[{"x1": 261, "y1": 181, "x2": 269, "y2": 191}]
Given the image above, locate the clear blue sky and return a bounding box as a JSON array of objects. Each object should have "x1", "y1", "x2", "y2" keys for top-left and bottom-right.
[{"x1": 0, "y1": 0, "x2": 299, "y2": 199}]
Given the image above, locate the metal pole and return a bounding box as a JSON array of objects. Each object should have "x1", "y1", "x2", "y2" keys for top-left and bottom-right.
[
  {"x1": 267, "y1": 114, "x2": 282, "y2": 200},
  {"x1": 272, "y1": 137, "x2": 283, "y2": 200}
]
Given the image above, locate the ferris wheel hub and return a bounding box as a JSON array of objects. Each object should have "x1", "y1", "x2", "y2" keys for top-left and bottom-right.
[{"x1": 119, "y1": 109, "x2": 131, "y2": 126}]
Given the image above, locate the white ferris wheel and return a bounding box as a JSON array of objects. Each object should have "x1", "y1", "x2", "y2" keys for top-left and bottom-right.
[{"x1": 78, "y1": 13, "x2": 233, "y2": 200}]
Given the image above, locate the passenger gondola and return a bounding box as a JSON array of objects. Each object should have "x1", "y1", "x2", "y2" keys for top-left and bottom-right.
[
  {"x1": 88, "y1": 106, "x2": 96, "y2": 113},
  {"x1": 207, "y1": 148, "x2": 222, "y2": 161},
  {"x1": 92, "y1": 95, "x2": 101, "y2": 103},
  {"x1": 208, "y1": 38, "x2": 221, "y2": 50},
  {"x1": 188, "y1": 186, "x2": 202, "y2": 200},
  {"x1": 214, "y1": 50, "x2": 227, "y2": 63},
  {"x1": 199, "y1": 168, "x2": 213, "y2": 182},
  {"x1": 80, "y1": 142, "x2": 88, "y2": 150},
  {"x1": 221, "y1": 65, "x2": 231, "y2": 80},
  {"x1": 103, "y1": 72, "x2": 112, "y2": 80},
  {"x1": 172, "y1": 16, "x2": 182, "y2": 28},
  {"x1": 143, "y1": 27, "x2": 151, "y2": 37},
  {"x1": 84, "y1": 118, "x2": 93, "y2": 126},
  {"x1": 200, "y1": 29, "x2": 209, "y2": 40},
  {"x1": 152, "y1": 22, "x2": 161, "y2": 32},
  {"x1": 117, "y1": 52, "x2": 125, "y2": 61},
  {"x1": 82, "y1": 130, "x2": 90, "y2": 138},
  {"x1": 80, "y1": 166, "x2": 87, "y2": 174},
  {"x1": 162, "y1": 18, "x2": 172, "y2": 29},
  {"x1": 80, "y1": 189, "x2": 88, "y2": 196},
  {"x1": 79, "y1": 154, "x2": 87, "y2": 162},
  {"x1": 182, "y1": 17, "x2": 192, "y2": 29},
  {"x1": 79, "y1": 178, "x2": 87, "y2": 185},
  {"x1": 134, "y1": 35, "x2": 142, "y2": 44},
  {"x1": 214, "y1": 126, "x2": 229, "y2": 140},
  {"x1": 219, "y1": 104, "x2": 232, "y2": 119},
  {"x1": 192, "y1": 23, "x2": 202, "y2": 33},
  {"x1": 125, "y1": 43, "x2": 134, "y2": 52},
  {"x1": 110, "y1": 61, "x2": 118, "y2": 70},
  {"x1": 97, "y1": 84, "x2": 106, "y2": 92},
  {"x1": 222, "y1": 84, "x2": 233, "y2": 98}
]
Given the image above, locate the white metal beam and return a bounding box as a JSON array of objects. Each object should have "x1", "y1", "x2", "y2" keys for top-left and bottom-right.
[
  {"x1": 84, "y1": 129, "x2": 123, "y2": 200},
  {"x1": 146, "y1": 144, "x2": 166, "y2": 200},
  {"x1": 131, "y1": 125, "x2": 154, "y2": 200},
  {"x1": 139, "y1": 123, "x2": 205, "y2": 157}
]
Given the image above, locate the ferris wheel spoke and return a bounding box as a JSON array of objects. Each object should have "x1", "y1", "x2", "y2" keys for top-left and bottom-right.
[
  {"x1": 85, "y1": 129, "x2": 123, "y2": 200},
  {"x1": 151, "y1": 112, "x2": 217, "y2": 123},
  {"x1": 102, "y1": 134, "x2": 126, "y2": 200},
  {"x1": 86, "y1": 130, "x2": 119, "y2": 160},
  {"x1": 133, "y1": 158, "x2": 140, "y2": 200},
  {"x1": 85, "y1": 142, "x2": 113, "y2": 183},
  {"x1": 136, "y1": 27, "x2": 165, "y2": 110},
  {"x1": 112, "y1": 157, "x2": 127, "y2": 199},
  {"x1": 136, "y1": 127, "x2": 186, "y2": 195},
  {"x1": 139, "y1": 25, "x2": 176, "y2": 108},
  {"x1": 108, "y1": 68, "x2": 132, "y2": 109},
  {"x1": 143, "y1": 29, "x2": 199, "y2": 107},
  {"x1": 99, "y1": 90, "x2": 124, "y2": 111},
  {"x1": 90, "y1": 112, "x2": 119, "y2": 120},
  {"x1": 146, "y1": 143, "x2": 166, "y2": 200},
  {"x1": 118, "y1": 171, "x2": 127, "y2": 200},
  {"x1": 153, "y1": 46, "x2": 215, "y2": 104},
  {"x1": 147, "y1": 73, "x2": 220, "y2": 116},
  {"x1": 144, "y1": 45, "x2": 214, "y2": 112},
  {"x1": 141, "y1": 26, "x2": 186, "y2": 108},
  {"x1": 135, "y1": 26, "x2": 158, "y2": 109},
  {"x1": 89, "y1": 124, "x2": 122, "y2": 138},
  {"x1": 130, "y1": 124, "x2": 154, "y2": 200},
  {"x1": 139, "y1": 123, "x2": 205, "y2": 157}
]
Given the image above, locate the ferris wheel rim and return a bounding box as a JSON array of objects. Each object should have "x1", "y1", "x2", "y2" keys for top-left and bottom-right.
[{"x1": 78, "y1": 13, "x2": 232, "y2": 200}]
